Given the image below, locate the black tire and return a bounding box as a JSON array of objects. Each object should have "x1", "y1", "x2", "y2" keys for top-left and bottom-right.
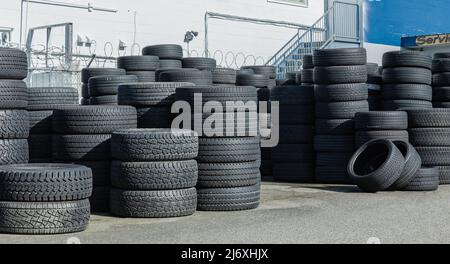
[
  {"x1": 0, "y1": 139, "x2": 29, "y2": 165},
  {"x1": 236, "y1": 74, "x2": 269, "y2": 88},
  {"x1": 432, "y1": 59, "x2": 450, "y2": 73},
  {"x1": 119, "y1": 82, "x2": 194, "y2": 107},
  {"x1": 111, "y1": 160, "x2": 197, "y2": 190},
  {"x1": 272, "y1": 163, "x2": 314, "y2": 183},
  {"x1": 278, "y1": 125, "x2": 314, "y2": 144},
  {"x1": 52, "y1": 134, "x2": 111, "y2": 161},
  {"x1": 182, "y1": 57, "x2": 216, "y2": 70},
  {"x1": 348, "y1": 139, "x2": 405, "y2": 192},
  {"x1": 316, "y1": 101, "x2": 369, "y2": 119},
  {"x1": 433, "y1": 86, "x2": 450, "y2": 101},
  {"x1": 314, "y1": 135, "x2": 355, "y2": 152},
  {"x1": 316, "y1": 152, "x2": 353, "y2": 167},
  {"x1": 271, "y1": 85, "x2": 314, "y2": 104},
  {"x1": 68, "y1": 161, "x2": 111, "y2": 186},
  {"x1": 241, "y1": 66, "x2": 276, "y2": 79},
  {"x1": 315, "y1": 119, "x2": 354, "y2": 135},
  {"x1": 0, "y1": 164, "x2": 92, "y2": 202},
  {"x1": 192, "y1": 112, "x2": 258, "y2": 138},
  {"x1": 314, "y1": 66, "x2": 367, "y2": 84},
  {"x1": 272, "y1": 144, "x2": 315, "y2": 163},
  {"x1": 382, "y1": 100, "x2": 432, "y2": 110},
  {"x1": 302, "y1": 55, "x2": 314, "y2": 69},
  {"x1": 0, "y1": 48, "x2": 28, "y2": 80},
  {"x1": 436, "y1": 166, "x2": 450, "y2": 185},
  {"x1": 0, "y1": 110, "x2": 29, "y2": 139},
  {"x1": 315, "y1": 166, "x2": 350, "y2": 184},
  {"x1": 197, "y1": 184, "x2": 260, "y2": 211},
  {"x1": 0, "y1": 80, "x2": 28, "y2": 109},
  {"x1": 382, "y1": 50, "x2": 432, "y2": 69},
  {"x1": 89, "y1": 95, "x2": 118, "y2": 105},
  {"x1": 433, "y1": 101, "x2": 450, "y2": 108},
  {"x1": 355, "y1": 111, "x2": 408, "y2": 130},
  {"x1": 286, "y1": 72, "x2": 301, "y2": 84},
  {"x1": 80, "y1": 98, "x2": 90, "y2": 106},
  {"x1": 382, "y1": 67, "x2": 432, "y2": 85},
  {"x1": 81, "y1": 68, "x2": 126, "y2": 83},
  {"x1": 197, "y1": 137, "x2": 260, "y2": 163},
  {"x1": 52, "y1": 105, "x2": 137, "y2": 134},
  {"x1": 155, "y1": 68, "x2": 198, "y2": 82},
  {"x1": 433, "y1": 72, "x2": 450, "y2": 87},
  {"x1": 402, "y1": 167, "x2": 439, "y2": 191},
  {"x1": 382, "y1": 84, "x2": 432, "y2": 101},
  {"x1": 367, "y1": 63, "x2": 380, "y2": 75},
  {"x1": 29, "y1": 134, "x2": 52, "y2": 159},
  {"x1": 410, "y1": 128, "x2": 450, "y2": 146},
  {"x1": 279, "y1": 105, "x2": 315, "y2": 125},
  {"x1": 0, "y1": 199, "x2": 90, "y2": 234},
  {"x1": 404, "y1": 108, "x2": 450, "y2": 128},
  {"x1": 389, "y1": 140, "x2": 422, "y2": 190},
  {"x1": 88, "y1": 75, "x2": 139, "y2": 96},
  {"x1": 136, "y1": 106, "x2": 173, "y2": 128},
  {"x1": 117, "y1": 55, "x2": 159, "y2": 71},
  {"x1": 159, "y1": 70, "x2": 213, "y2": 86},
  {"x1": 212, "y1": 68, "x2": 236, "y2": 84},
  {"x1": 110, "y1": 188, "x2": 197, "y2": 217},
  {"x1": 367, "y1": 75, "x2": 382, "y2": 84},
  {"x1": 29, "y1": 110, "x2": 53, "y2": 134},
  {"x1": 81, "y1": 84, "x2": 89, "y2": 98},
  {"x1": 197, "y1": 161, "x2": 259, "y2": 188},
  {"x1": 159, "y1": 59, "x2": 182, "y2": 69},
  {"x1": 415, "y1": 147, "x2": 450, "y2": 166},
  {"x1": 355, "y1": 130, "x2": 409, "y2": 147},
  {"x1": 301, "y1": 69, "x2": 314, "y2": 84},
  {"x1": 315, "y1": 83, "x2": 368, "y2": 102},
  {"x1": 126, "y1": 71, "x2": 156, "y2": 82},
  {"x1": 260, "y1": 160, "x2": 272, "y2": 177},
  {"x1": 434, "y1": 53, "x2": 450, "y2": 59},
  {"x1": 142, "y1": 44, "x2": 183, "y2": 60},
  {"x1": 90, "y1": 186, "x2": 110, "y2": 213},
  {"x1": 313, "y1": 48, "x2": 367, "y2": 67},
  {"x1": 111, "y1": 129, "x2": 198, "y2": 161}
]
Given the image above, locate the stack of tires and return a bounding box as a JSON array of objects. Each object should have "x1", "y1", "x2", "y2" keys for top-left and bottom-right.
[
  {"x1": 354, "y1": 111, "x2": 409, "y2": 148},
  {"x1": 381, "y1": 51, "x2": 433, "y2": 110},
  {"x1": 432, "y1": 53, "x2": 450, "y2": 107},
  {"x1": 88, "y1": 75, "x2": 138, "y2": 105},
  {"x1": 313, "y1": 48, "x2": 368, "y2": 183},
  {"x1": 212, "y1": 68, "x2": 236, "y2": 86},
  {"x1": 52, "y1": 105, "x2": 137, "y2": 212},
  {"x1": 80, "y1": 68, "x2": 126, "y2": 105},
  {"x1": 143, "y1": 44, "x2": 184, "y2": 69},
  {"x1": 110, "y1": 129, "x2": 198, "y2": 218},
  {"x1": 406, "y1": 108, "x2": 450, "y2": 185},
  {"x1": 0, "y1": 164, "x2": 92, "y2": 234},
  {"x1": 175, "y1": 85, "x2": 261, "y2": 211},
  {"x1": 367, "y1": 63, "x2": 382, "y2": 111},
  {"x1": 117, "y1": 55, "x2": 160, "y2": 82},
  {"x1": 271, "y1": 85, "x2": 315, "y2": 182},
  {"x1": 28, "y1": 87, "x2": 79, "y2": 163},
  {"x1": 301, "y1": 55, "x2": 314, "y2": 86},
  {"x1": 0, "y1": 47, "x2": 29, "y2": 165},
  {"x1": 118, "y1": 82, "x2": 194, "y2": 128}
]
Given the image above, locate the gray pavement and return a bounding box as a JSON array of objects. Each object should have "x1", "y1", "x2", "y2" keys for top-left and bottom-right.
[{"x1": 1, "y1": 182, "x2": 450, "y2": 244}]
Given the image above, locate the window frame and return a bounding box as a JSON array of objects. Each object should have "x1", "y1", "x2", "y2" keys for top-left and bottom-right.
[{"x1": 267, "y1": 0, "x2": 309, "y2": 8}]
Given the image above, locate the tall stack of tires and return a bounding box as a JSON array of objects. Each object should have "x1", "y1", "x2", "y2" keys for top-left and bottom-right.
[
  {"x1": 0, "y1": 164, "x2": 93, "y2": 234},
  {"x1": 80, "y1": 68, "x2": 126, "y2": 105},
  {"x1": 0, "y1": 47, "x2": 29, "y2": 165},
  {"x1": 118, "y1": 82, "x2": 194, "y2": 128},
  {"x1": 406, "y1": 108, "x2": 450, "y2": 185},
  {"x1": 313, "y1": 48, "x2": 368, "y2": 183},
  {"x1": 367, "y1": 63, "x2": 382, "y2": 111},
  {"x1": 301, "y1": 55, "x2": 314, "y2": 86},
  {"x1": 52, "y1": 105, "x2": 137, "y2": 212},
  {"x1": 28, "y1": 87, "x2": 79, "y2": 163},
  {"x1": 143, "y1": 44, "x2": 184, "y2": 69},
  {"x1": 354, "y1": 111, "x2": 409, "y2": 148},
  {"x1": 176, "y1": 85, "x2": 261, "y2": 211},
  {"x1": 117, "y1": 55, "x2": 160, "y2": 82},
  {"x1": 88, "y1": 75, "x2": 138, "y2": 105},
  {"x1": 271, "y1": 84, "x2": 315, "y2": 182},
  {"x1": 381, "y1": 51, "x2": 433, "y2": 110},
  {"x1": 110, "y1": 129, "x2": 198, "y2": 217},
  {"x1": 432, "y1": 53, "x2": 450, "y2": 107}
]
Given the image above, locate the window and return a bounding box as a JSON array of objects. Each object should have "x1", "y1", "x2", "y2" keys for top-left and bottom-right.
[{"x1": 268, "y1": 0, "x2": 308, "y2": 7}]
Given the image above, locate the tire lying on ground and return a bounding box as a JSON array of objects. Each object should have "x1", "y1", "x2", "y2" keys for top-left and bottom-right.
[
  {"x1": 196, "y1": 184, "x2": 260, "y2": 211},
  {"x1": 348, "y1": 139, "x2": 405, "y2": 192},
  {"x1": 0, "y1": 47, "x2": 28, "y2": 80},
  {"x1": 402, "y1": 167, "x2": 439, "y2": 191}
]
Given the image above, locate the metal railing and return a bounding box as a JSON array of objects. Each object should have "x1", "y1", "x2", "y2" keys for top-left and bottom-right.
[{"x1": 266, "y1": 1, "x2": 362, "y2": 79}]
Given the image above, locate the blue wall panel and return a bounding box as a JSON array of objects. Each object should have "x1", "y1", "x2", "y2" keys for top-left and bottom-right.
[{"x1": 364, "y1": 0, "x2": 450, "y2": 46}]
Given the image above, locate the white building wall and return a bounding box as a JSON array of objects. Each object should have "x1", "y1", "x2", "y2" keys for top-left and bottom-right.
[{"x1": 0, "y1": 0, "x2": 324, "y2": 65}]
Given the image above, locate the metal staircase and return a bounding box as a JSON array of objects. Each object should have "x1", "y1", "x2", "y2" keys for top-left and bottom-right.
[{"x1": 267, "y1": 1, "x2": 363, "y2": 79}]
